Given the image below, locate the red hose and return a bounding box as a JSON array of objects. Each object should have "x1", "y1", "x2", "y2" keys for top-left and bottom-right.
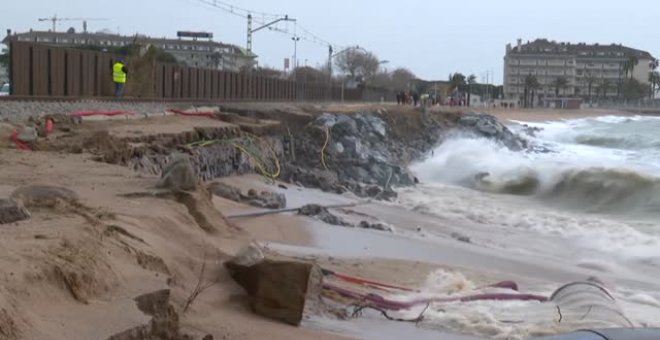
[
  {"x1": 9, "y1": 130, "x2": 32, "y2": 151},
  {"x1": 71, "y1": 111, "x2": 134, "y2": 117},
  {"x1": 324, "y1": 269, "x2": 417, "y2": 292},
  {"x1": 167, "y1": 109, "x2": 216, "y2": 117},
  {"x1": 323, "y1": 283, "x2": 547, "y2": 311}
]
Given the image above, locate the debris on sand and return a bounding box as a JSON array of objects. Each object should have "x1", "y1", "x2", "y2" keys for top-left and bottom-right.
[
  {"x1": 358, "y1": 221, "x2": 394, "y2": 233},
  {"x1": 11, "y1": 185, "x2": 81, "y2": 209},
  {"x1": 108, "y1": 289, "x2": 199, "y2": 340},
  {"x1": 207, "y1": 182, "x2": 286, "y2": 209},
  {"x1": 224, "y1": 245, "x2": 323, "y2": 326},
  {"x1": 297, "y1": 204, "x2": 352, "y2": 227},
  {"x1": 0, "y1": 198, "x2": 30, "y2": 224}
]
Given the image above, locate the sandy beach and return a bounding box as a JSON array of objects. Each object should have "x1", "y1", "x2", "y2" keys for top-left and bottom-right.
[{"x1": 1, "y1": 103, "x2": 659, "y2": 340}]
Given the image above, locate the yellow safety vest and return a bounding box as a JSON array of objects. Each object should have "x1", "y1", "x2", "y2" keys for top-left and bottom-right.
[{"x1": 113, "y1": 62, "x2": 127, "y2": 84}]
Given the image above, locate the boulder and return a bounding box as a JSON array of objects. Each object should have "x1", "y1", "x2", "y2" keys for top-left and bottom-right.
[
  {"x1": 0, "y1": 198, "x2": 31, "y2": 224},
  {"x1": 450, "y1": 232, "x2": 472, "y2": 243},
  {"x1": 207, "y1": 182, "x2": 242, "y2": 202},
  {"x1": 108, "y1": 289, "x2": 190, "y2": 340},
  {"x1": 16, "y1": 127, "x2": 38, "y2": 144},
  {"x1": 459, "y1": 113, "x2": 527, "y2": 150},
  {"x1": 358, "y1": 221, "x2": 394, "y2": 232},
  {"x1": 157, "y1": 154, "x2": 198, "y2": 191},
  {"x1": 225, "y1": 258, "x2": 323, "y2": 326},
  {"x1": 298, "y1": 204, "x2": 352, "y2": 227},
  {"x1": 331, "y1": 115, "x2": 359, "y2": 136},
  {"x1": 207, "y1": 182, "x2": 286, "y2": 209},
  {"x1": 247, "y1": 191, "x2": 286, "y2": 209}
]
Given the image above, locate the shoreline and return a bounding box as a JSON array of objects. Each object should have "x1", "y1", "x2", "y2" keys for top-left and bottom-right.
[{"x1": 1, "y1": 102, "x2": 659, "y2": 339}]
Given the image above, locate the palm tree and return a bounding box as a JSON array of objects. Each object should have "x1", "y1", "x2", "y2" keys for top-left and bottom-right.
[
  {"x1": 524, "y1": 74, "x2": 540, "y2": 108},
  {"x1": 467, "y1": 74, "x2": 477, "y2": 107},
  {"x1": 552, "y1": 76, "x2": 568, "y2": 97},
  {"x1": 649, "y1": 71, "x2": 660, "y2": 99},
  {"x1": 600, "y1": 79, "x2": 613, "y2": 100},
  {"x1": 623, "y1": 55, "x2": 639, "y2": 80},
  {"x1": 449, "y1": 73, "x2": 466, "y2": 93},
  {"x1": 585, "y1": 73, "x2": 597, "y2": 105}
]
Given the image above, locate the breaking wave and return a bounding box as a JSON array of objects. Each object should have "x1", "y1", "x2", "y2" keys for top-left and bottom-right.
[{"x1": 412, "y1": 132, "x2": 660, "y2": 214}]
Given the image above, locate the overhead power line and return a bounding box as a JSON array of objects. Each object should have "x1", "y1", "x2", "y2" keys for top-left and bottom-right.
[
  {"x1": 192, "y1": 0, "x2": 283, "y2": 21},
  {"x1": 182, "y1": 0, "x2": 355, "y2": 72}
]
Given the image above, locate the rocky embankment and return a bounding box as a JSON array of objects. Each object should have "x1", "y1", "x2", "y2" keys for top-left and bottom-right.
[
  {"x1": 281, "y1": 110, "x2": 526, "y2": 199},
  {"x1": 2, "y1": 101, "x2": 527, "y2": 201}
]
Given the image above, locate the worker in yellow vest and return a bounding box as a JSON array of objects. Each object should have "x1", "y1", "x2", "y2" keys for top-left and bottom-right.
[{"x1": 112, "y1": 59, "x2": 128, "y2": 97}]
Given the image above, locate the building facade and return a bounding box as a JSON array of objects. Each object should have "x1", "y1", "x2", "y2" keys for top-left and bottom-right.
[
  {"x1": 3, "y1": 30, "x2": 257, "y2": 72},
  {"x1": 503, "y1": 39, "x2": 654, "y2": 101}
]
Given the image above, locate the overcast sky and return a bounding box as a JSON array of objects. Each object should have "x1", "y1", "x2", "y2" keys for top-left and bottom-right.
[{"x1": 4, "y1": 0, "x2": 659, "y2": 84}]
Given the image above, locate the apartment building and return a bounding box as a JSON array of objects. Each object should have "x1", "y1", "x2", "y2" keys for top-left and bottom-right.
[
  {"x1": 2, "y1": 29, "x2": 257, "y2": 72},
  {"x1": 503, "y1": 39, "x2": 654, "y2": 100}
]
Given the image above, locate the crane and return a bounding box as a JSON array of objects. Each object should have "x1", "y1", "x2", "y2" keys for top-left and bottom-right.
[{"x1": 37, "y1": 15, "x2": 108, "y2": 33}]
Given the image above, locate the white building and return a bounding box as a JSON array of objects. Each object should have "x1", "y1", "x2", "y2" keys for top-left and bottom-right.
[{"x1": 504, "y1": 39, "x2": 654, "y2": 101}]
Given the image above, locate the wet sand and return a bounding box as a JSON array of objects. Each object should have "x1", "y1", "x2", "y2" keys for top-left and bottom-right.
[{"x1": 222, "y1": 174, "x2": 660, "y2": 338}]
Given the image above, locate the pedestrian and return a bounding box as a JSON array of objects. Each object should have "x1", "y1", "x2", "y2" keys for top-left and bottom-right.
[
  {"x1": 112, "y1": 58, "x2": 128, "y2": 97},
  {"x1": 396, "y1": 92, "x2": 402, "y2": 105},
  {"x1": 412, "y1": 92, "x2": 420, "y2": 107}
]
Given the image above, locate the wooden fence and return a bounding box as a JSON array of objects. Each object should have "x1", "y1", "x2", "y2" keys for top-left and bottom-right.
[{"x1": 9, "y1": 42, "x2": 362, "y2": 101}]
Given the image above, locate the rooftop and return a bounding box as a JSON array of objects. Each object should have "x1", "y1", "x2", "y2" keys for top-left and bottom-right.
[
  {"x1": 3, "y1": 30, "x2": 256, "y2": 57},
  {"x1": 509, "y1": 39, "x2": 653, "y2": 59}
]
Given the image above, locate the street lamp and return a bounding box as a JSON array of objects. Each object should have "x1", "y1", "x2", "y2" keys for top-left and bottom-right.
[{"x1": 291, "y1": 36, "x2": 301, "y2": 70}]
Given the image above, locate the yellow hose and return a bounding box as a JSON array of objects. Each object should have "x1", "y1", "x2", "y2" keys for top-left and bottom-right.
[
  {"x1": 185, "y1": 133, "x2": 281, "y2": 179},
  {"x1": 321, "y1": 126, "x2": 330, "y2": 170},
  {"x1": 232, "y1": 133, "x2": 281, "y2": 179}
]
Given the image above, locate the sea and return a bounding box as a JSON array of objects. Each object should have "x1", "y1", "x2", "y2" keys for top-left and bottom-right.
[{"x1": 394, "y1": 114, "x2": 660, "y2": 337}]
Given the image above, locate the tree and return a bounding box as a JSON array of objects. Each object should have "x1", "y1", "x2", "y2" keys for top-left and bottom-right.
[
  {"x1": 467, "y1": 74, "x2": 477, "y2": 107},
  {"x1": 600, "y1": 79, "x2": 614, "y2": 100},
  {"x1": 523, "y1": 74, "x2": 540, "y2": 108},
  {"x1": 623, "y1": 55, "x2": 639, "y2": 80},
  {"x1": 621, "y1": 78, "x2": 649, "y2": 101},
  {"x1": 649, "y1": 58, "x2": 660, "y2": 99},
  {"x1": 649, "y1": 71, "x2": 660, "y2": 99},
  {"x1": 552, "y1": 76, "x2": 568, "y2": 97},
  {"x1": 585, "y1": 73, "x2": 597, "y2": 104},
  {"x1": 335, "y1": 49, "x2": 379, "y2": 82},
  {"x1": 449, "y1": 73, "x2": 466, "y2": 93},
  {"x1": 390, "y1": 68, "x2": 416, "y2": 91}
]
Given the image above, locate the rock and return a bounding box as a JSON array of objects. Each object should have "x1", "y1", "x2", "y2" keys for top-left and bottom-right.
[
  {"x1": 355, "y1": 114, "x2": 387, "y2": 138},
  {"x1": 248, "y1": 191, "x2": 286, "y2": 209},
  {"x1": 521, "y1": 124, "x2": 543, "y2": 137},
  {"x1": 16, "y1": 127, "x2": 38, "y2": 144},
  {"x1": 333, "y1": 142, "x2": 345, "y2": 154},
  {"x1": 450, "y1": 232, "x2": 471, "y2": 243},
  {"x1": 157, "y1": 153, "x2": 198, "y2": 191},
  {"x1": 331, "y1": 115, "x2": 359, "y2": 136},
  {"x1": 224, "y1": 259, "x2": 323, "y2": 326},
  {"x1": 232, "y1": 243, "x2": 265, "y2": 267},
  {"x1": 10, "y1": 185, "x2": 80, "y2": 208},
  {"x1": 358, "y1": 221, "x2": 394, "y2": 232},
  {"x1": 208, "y1": 182, "x2": 286, "y2": 210},
  {"x1": 0, "y1": 198, "x2": 31, "y2": 224},
  {"x1": 207, "y1": 182, "x2": 242, "y2": 202},
  {"x1": 109, "y1": 289, "x2": 191, "y2": 340},
  {"x1": 459, "y1": 113, "x2": 527, "y2": 150},
  {"x1": 298, "y1": 204, "x2": 352, "y2": 227}
]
